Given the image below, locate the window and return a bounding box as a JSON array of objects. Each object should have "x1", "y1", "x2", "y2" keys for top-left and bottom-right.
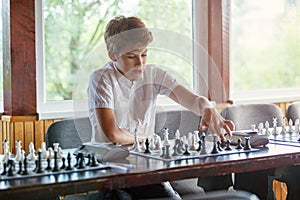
[
  {"x1": 230, "y1": 0, "x2": 300, "y2": 103},
  {"x1": 36, "y1": 0, "x2": 193, "y2": 118}
]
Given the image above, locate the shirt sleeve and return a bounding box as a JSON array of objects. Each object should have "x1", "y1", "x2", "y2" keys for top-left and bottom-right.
[
  {"x1": 154, "y1": 67, "x2": 180, "y2": 96},
  {"x1": 87, "y1": 69, "x2": 114, "y2": 109}
]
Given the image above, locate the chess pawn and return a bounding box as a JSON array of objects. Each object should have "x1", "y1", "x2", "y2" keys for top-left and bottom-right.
[
  {"x1": 265, "y1": 121, "x2": 271, "y2": 136},
  {"x1": 28, "y1": 142, "x2": 37, "y2": 161},
  {"x1": 189, "y1": 133, "x2": 197, "y2": 151},
  {"x1": 48, "y1": 147, "x2": 54, "y2": 159},
  {"x1": 154, "y1": 135, "x2": 162, "y2": 151},
  {"x1": 280, "y1": 117, "x2": 287, "y2": 135},
  {"x1": 57, "y1": 147, "x2": 63, "y2": 159},
  {"x1": 53, "y1": 143, "x2": 60, "y2": 152},
  {"x1": 287, "y1": 119, "x2": 294, "y2": 134},
  {"x1": 3, "y1": 139, "x2": 9, "y2": 157},
  {"x1": 141, "y1": 139, "x2": 146, "y2": 151},
  {"x1": 175, "y1": 129, "x2": 181, "y2": 140},
  {"x1": 41, "y1": 142, "x2": 48, "y2": 159},
  {"x1": 295, "y1": 119, "x2": 300, "y2": 134},
  {"x1": 258, "y1": 123, "x2": 264, "y2": 134},
  {"x1": 163, "y1": 128, "x2": 170, "y2": 145},
  {"x1": 15, "y1": 140, "x2": 22, "y2": 162}
]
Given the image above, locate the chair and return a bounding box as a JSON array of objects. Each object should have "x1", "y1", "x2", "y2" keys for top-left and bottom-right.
[
  {"x1": 221, "y1": 103, "x2": 284, "y2": 130},
  {"x1": 286, "y1": 101, "x2": 300, "y2": 122},
  {"x1": 220, "y1": 103, "x2": 284, "y2": 200},
  {"x1": 45, "y1": 117, "x2": 92, "y2": 149}
]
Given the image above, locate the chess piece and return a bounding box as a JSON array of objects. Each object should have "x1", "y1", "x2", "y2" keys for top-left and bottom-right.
[
  {"x1": 90, "y1": 154, "x2": 98, "y2": 167},
  {"x1": 17, "y1": 161, "x2": 23, "y2": 174},
  {"x1": 41, "y1": 142, "x2": 48, "y2": 159},
  {"x1": 272, "y1": 117, "x2": 279, "y2": 135},
  {"x1": 65, "y1": 153, "x2": 73, "y2": 170},
  {"x1": 288, "y1": 119, "x2": 294, "y2": 134},
  {"x1": 258, "y1": 122, "x2": 264, "y2": 134},
  {"x1": 189, "y1": 132, "x2": 197, "y2": 151},
  {"x1": 243, "y1": 137, "x2": 252, "y2": 150},
  {"x1": 1, "y1": 163, "x2": 7, "y2": 176},
  {"x1": 22, "y1": 157, "x2": 29, "y2": 175},
  {"x1": 172, "y1": 140, "x2": 179, "y2": 156},
  {"x1": 154, "y1": 135, "x2": 162, "y2": 151},
  {"x1": 210, "y1": 135, "x2": 219, "y2": 154},
  {"x1": 200, "y1": 135, "x2": 208, "y2": 155},
  {"x1": 160, "y1": 146, "x2": 166, "y2": 158},
  {"x1": 60, "y1": 157, "x2": 66, "y2": 169},
  {"x1": 294, "y1": 119, "x2": 300, "y2": 134},
  {"x1": 217, "y1": 140, "x2": 224, "y2": 151},
  {"x1": 28, "y1": 142, "x2": 37, "y2": 161},
  {"x1": 36, "y1": 150, "x2": 44, "y2": 173},
  {"x1": 265, "y1": 121, "x2": 271, "y2": 136},
  {"x1": 196, "y1": 140, "x2": 202, "y2": 152},
  {"x1": 52, "y1": 151, "x2": 59, "y2": 172},
  {"x1": 15, "y1": 140, "x2": 22, "y2": 162},
  {"x1": 48, "y1": 147, "x2": 54, "y2": 159},
  {"x1": 236, "y1": 138, "x2": 243, "y2": 150},
  {"x1": 77, "y1": 153, "x2": 85, "y2": 169},
  {"x1": 45, "y1": 158, "x2": 52, "y2": 171},
  {"x1": 183, "y1": 143, "x2": 191, "y2": 155},
  {"x1": 175, "y1": 129, "x2": 181, "y2": 140},
  {"x1": 57, "y1": 147, "x2": 63, "y2": 159},
  {"x1": 224, "y1": 139, "x2": 232, "y2": 151},
  {"x1": 280, "y1": 117, "x2": 287, "y2": 135},
  {"x1": 131, "y1": 125, "x2": 139, "y2": 151},
  {"x1": 163, "y1": 128, "x2": 170, "y2": 146},
  {"x1": 250, "y1": 124, "x2": 256, "y2": 132},
  {"x1": 7, "y1": 159, "x2": 15, "y2": 176},
  {"x1": 3, "y1": 139, "x2": 10, "y2": 163},
  {"x1": 144, "y1": 138, "x2": 151, "y2": 154},
  {"x1": 164, "y1": 144, "x2": 172, "y2": 159}
]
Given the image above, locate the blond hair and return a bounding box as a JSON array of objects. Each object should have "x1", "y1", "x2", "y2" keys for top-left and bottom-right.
[{"x1": 104, "y1": 16, "x2": 153, "y2": 56}]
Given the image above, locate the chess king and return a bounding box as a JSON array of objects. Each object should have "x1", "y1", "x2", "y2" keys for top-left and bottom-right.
[{"x1": 87, "y1": 16, "x2": 234, "y2": 199}]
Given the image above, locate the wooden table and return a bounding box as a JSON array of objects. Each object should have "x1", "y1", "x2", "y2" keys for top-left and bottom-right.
[{"x1": 0, "y1": 143, "x2": 300, "y2": 200}]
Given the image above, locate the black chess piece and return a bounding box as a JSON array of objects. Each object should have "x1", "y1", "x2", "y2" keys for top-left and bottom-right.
[
  {"x1": 236, "y1": 138, "x2": 244, "y2": 150},
  {"x1": 211, "y1": 140, "x2": 219, "y2": 154},
  {"x1": 7, "y1": 159, "x2": 15, "y2": 177},
  {"x1": 22, "y1": 157, "x2": 29, "y2": 175},
  {"x1": 36, "y1": 151, "x2": 44, "y2": 173},
  {"x1": 90, "y1": 154, "x2": 98, "y2": 167},
  {"x1": 17, "y1": 161, "x2": 23, "y2": 174},
  {"x1": 60, "y1": 157, "x2": 66, "y2": 169},
  {"x1": 144, "y1": 138, "x2": 151, "y2": 154},
  {"x1": 243, "y1": 137, "x2": 252, "y2": 151},
  {"x1": 33, "y1": 160, "x2": 38, "y2": 172},
  {"x1": 65, "y1": 153, "x2": 73, "y2": 170},
  {"x1": 183, "y1": 144, "x2": 191, "y2": 155},
  {"x1": 196, "y1": 140, "x2": 202, "y2": 151},
  {"x1": 52, "y1": 151, "x2": 59, "y2": 172},
  {"x1": 224, "y1": 139, "x2": 232, "y2": 151},
  {"x1": 217, "y1": 140, "x2": 223, "y2": 151},
  {"x1": 1, "y1": 163, "x2": 7, "y2": 176},
  {"x1": 45, "y1": 158, "x2": 52, "y2": 171},
  {"x1": 160, "y1": 146, "x2": 166, "y2": 157},
  {"x1": 77, "y1": 153, "x2": 85, "y2": 169},
  {"x1": 86, "y1": 154, "x2": 91, "y2": 166}
]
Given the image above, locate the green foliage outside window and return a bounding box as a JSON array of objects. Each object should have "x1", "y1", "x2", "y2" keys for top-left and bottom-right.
[{"x1": 44, "y1": 0, "x2": 192, "y2": 101}]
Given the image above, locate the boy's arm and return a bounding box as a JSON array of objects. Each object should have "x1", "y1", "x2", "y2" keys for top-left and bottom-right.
[
  {"x1": 169, "y1": 85, "x2": 234, "y2": 140},
  {"x1": 95, "y1": 108, "x2": 136, "y2": 145}
]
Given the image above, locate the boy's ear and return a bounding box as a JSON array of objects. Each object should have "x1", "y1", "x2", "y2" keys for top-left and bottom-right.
[{"x1": 108, "y1": 51, "x2": 117, "y2": 61}]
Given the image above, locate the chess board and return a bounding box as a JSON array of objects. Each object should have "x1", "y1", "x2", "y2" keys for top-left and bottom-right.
[
  {"x1": 268, "y1": 133, "x2": 300, "y2": 147},
  {"x1": 130, "y1": 140, "x2": 260, "y2": 162},
  {"x1": 0, "y1": 152, "x2": 110, "y2": 181}
]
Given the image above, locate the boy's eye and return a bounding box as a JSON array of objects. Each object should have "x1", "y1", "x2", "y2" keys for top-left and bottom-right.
[{"x1": 127, "y1": 55, "x2": 135, "y2": 59}]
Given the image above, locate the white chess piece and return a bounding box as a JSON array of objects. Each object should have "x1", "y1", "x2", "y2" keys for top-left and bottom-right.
[
  {"x1": 280, "y1": 117, "x2": 287, "y2": 135},
  {"x1": 189, "y1": 132, "x2": 197, "y2": 151},
  {"x1": 288, "y1": 119, "x2": 294, "y2": 134},
  {"x1": 3, "y1": 139, "x2": 10, "y2": 162},
  {"x1": 154, "y1": 135, "x2": 162, "y2": 150},
  {"x1": 265, "y1": 121, "x2": 271, "y2": 135},
  {"x1": 295, "y1": 119, "x2": 300, "y2": 134},
  {"x1": 163, "y1": 128, "x2": 170, "y2": 145},
  {"x1": 272, "y1": 117, "x2": 279, "y2": 135},
  {"x1": 41, "y1": 142, "x2": 48, "y2": 159},
  {"x1": 15, "y1": 140, "x2": 22, "y2": 161},
  {"x1": 258, "y1": 123, "x2": 264, "y2": 134},
  {"x1": 53, "y1": 143, "x2": 60, "y2": 152},
  {"x1": 48, "y1": 147, "x2": 54, "y2": 159},
  {"x1": 28, "y1": 142, "x2": 37, "y2": 161},
  {"x1": 175, "y1": 129, "x2": 181, "y2": 140},
  {"x1": 57, "y1": 147, "x2": 63, "y2": 159}
]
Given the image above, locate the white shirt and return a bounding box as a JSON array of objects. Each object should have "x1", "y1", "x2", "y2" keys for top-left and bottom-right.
[{"x1": 87, "y1": 62, "x2": 179, "y2": 142}]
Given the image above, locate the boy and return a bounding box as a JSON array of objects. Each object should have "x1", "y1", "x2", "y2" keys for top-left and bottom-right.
[{"x1": 87, "y1": 15, "x2": 234, "y2": 199}]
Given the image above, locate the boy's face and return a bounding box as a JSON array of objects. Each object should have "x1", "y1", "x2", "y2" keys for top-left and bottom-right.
[{"x1": 115, "y1": 48, "x2": 148, "y2": 81}]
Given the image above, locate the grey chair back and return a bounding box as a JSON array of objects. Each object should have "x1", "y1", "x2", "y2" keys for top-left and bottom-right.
[
  {"x1": 45, "y1": 117, "x2": 92, "y2": 149},
  {"x1": 155, "y1": 110, "x2": 201, "y2": 139},
  {"x1": 221, "y1": 103, "x2": 284, "y2": 130},
  {"x1": 286, "y1": 101, "x2": 300, "y2": 122},
  {"x1": 46, "y1": 110, "x2": 200, "y2": 148}
]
